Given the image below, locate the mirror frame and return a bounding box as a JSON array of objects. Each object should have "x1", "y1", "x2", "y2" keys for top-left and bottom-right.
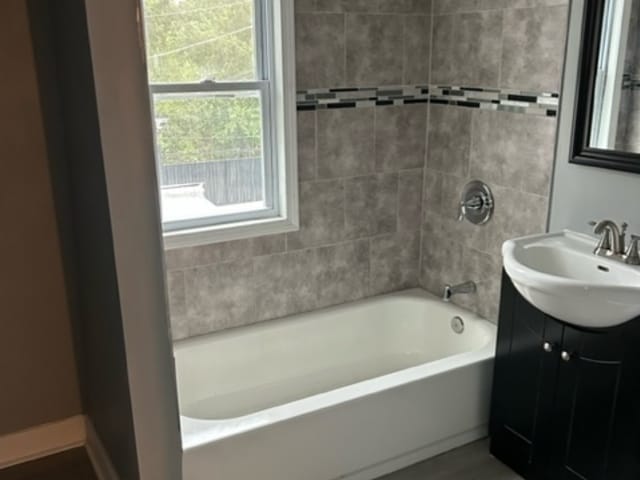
[{"x1": 571, "y1": 0, "x2": 640, "y2": 174}]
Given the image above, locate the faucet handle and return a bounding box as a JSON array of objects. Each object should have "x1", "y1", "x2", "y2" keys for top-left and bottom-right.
[
  {"x1": 623, "y1": 235, "x2": 640, "y2": 265},
  {"x1": 620, "y1": 222, "x2": 629, "y2": 252}
]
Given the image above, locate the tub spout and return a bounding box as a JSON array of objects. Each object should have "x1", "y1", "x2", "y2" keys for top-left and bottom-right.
[{"x1": 443, "y1": 281, "x2": 476, "y2": 302}]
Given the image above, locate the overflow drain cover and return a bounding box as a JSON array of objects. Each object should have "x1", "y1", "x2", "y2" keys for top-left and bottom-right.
[{"x1": 451, "y1": 316, "x2": 465, "y2": 334}]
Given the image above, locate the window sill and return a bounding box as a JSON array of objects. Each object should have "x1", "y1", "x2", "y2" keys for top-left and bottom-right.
[{"x1": 162, "y1": 215, "x2": 299, "y2": 250}]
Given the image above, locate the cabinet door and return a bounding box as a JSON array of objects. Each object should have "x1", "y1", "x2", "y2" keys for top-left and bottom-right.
[
  {"x1": 490, "y1": 273, "x2": 563, "y2": 479},
  {"x1": 549, "y1": 323, "x2": 640, "y2": 480}
]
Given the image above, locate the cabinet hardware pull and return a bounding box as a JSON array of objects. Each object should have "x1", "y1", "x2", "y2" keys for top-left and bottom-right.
[
  {"x1": 561, "y1": 351, "x2": 571, "y2": 362},
  {"x1": 543, "y1": 342, "x2": 553, "y2": 352}
]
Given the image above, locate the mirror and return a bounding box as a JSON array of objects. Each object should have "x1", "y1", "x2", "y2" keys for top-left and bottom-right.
[{"x1": 571, "y1": 0, "x2": 640, "y2": 173}]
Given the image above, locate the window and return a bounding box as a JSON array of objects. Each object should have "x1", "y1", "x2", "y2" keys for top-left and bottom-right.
[{"x1": 141, "y1": 0, "x2": 298, "y2": 248}]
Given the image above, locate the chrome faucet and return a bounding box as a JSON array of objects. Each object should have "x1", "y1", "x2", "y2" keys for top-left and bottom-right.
[
  {"x1": 590, "y1": 220, "x2": 626, "y2": 257},
  {"x1": 589, "y1": 220, "x2": 640, "y2": 265},
  {"x1": 443, "y1": 281, "x2": 477, "y2": 302}
]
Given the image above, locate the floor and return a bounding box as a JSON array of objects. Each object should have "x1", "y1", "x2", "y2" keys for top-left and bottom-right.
[
  {"x1": 377, "y1": 440, "x2": 523, "y2": 480},
  {"x1": 0, "y1": 439, "x2": 518, "y2": 480},
  {"x1": 0, "y1": 448, "x2": 97, "y2": 480}
]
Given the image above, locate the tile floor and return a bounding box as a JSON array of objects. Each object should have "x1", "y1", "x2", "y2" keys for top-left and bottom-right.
[
  {"x1": 376, "y1": 439, "x2": 523, "y2": 480},
  {"x1": 0, "y1": 439, "x2": 519, "y2": 480}
]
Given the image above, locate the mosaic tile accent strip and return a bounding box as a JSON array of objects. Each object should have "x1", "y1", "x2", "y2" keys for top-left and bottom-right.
[
  {"x1": 296, "y1": 85, "x2": 430, "y2": 110},
  {"x1": 297, "y1": 84, "x2": 559, "y2": 117},
  {"x1": 622, "y1": 73, "x2": 640, "y2": 91}
]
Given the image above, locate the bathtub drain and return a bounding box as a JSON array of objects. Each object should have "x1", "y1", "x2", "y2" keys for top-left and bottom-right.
[{"x1": 451, "y1": 316, "x2": 465, "y2": 334}]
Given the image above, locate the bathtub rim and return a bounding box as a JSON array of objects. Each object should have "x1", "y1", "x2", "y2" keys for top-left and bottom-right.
[
  {"x1": 173, "y1": 288, "x2": 492, "y2": 353},
  {"x1": 174, "y1": 288, "x2": 497, "y2": 450}
]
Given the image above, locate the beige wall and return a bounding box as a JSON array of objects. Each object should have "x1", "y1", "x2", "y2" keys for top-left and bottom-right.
[{"x1": 0, "y1": 0, "x2": 81, "y2": 436}]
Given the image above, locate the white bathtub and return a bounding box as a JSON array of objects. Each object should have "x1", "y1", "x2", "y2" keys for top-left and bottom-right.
[{"x1": 174, "y1": 288, "x2": 496, "y2": 480}]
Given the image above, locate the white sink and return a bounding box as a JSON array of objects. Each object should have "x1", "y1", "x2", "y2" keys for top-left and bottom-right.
[{"x1": 502, "y1": 231, "x2": 640, "y2": 328}]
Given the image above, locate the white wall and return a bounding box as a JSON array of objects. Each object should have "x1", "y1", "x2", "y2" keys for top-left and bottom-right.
[
  {"x1": 84, "y1": 0, "x2": 183, "y2": 478},
  {"x1": 550, "y1": 0, "x2": 640, "y2": 235}
]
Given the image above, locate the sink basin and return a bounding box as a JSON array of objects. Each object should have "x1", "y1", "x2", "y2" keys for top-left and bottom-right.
[{"x1": 502, "y1": 231, "x2": 640, "y2": 328}]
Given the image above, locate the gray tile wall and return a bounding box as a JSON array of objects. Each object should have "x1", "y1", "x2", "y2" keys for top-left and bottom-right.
[
  {"x1": 165, "y1": 0, "x2": 570, "y2": 340},
  {"x1": 166, "y1": 108, "x2": 427, "y2": 339},
  {"x1": 420, "y1": 0, "x2": 569, "y2": 321},
  {"x1": 165, "y1": 1, "x2": 432, "y2": 340},
  {"x1": 295, "y1": 0, "x2": 432, "y2": 89}
]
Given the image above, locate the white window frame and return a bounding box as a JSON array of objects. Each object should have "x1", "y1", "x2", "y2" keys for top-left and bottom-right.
[{"x1": 145, "y1": 0, "x2": 298, "y2": 249}]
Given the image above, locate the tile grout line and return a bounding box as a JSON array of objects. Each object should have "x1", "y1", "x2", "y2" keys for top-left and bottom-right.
[
  {"x1": 419, "y1": 3, "x2": 435, "y2": 289},
  {"x1": 313, "y1": 109, "x2": 319, "y2": 180},
  {"x1": 432, "y1": 2, "x2": 569, "y2": 16},
  {"x1": 166, "y1": 228, "x2": 423, "y2": 272},
  {"x1": 401, "y1": 13, "x2": 407, "y2": 86},
  {"x1": 343, "y1": 12, "x2": 347, "y2": 88},
  {"x1": 297, "y1": 168, "x2": 424, "y2": 189},
  {"x1": 497, "y1": 7, "x2": 505, "y2": 89}
]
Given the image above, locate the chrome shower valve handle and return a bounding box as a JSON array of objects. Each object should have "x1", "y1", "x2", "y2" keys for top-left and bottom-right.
[{"x1": 458, "y1": 180, "x2": 494, "y2": 225}]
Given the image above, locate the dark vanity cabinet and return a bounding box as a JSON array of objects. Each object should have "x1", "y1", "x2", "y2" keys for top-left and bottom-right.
[{"x1": 490, "y1": 272, "x2": 640, "y2": 480}]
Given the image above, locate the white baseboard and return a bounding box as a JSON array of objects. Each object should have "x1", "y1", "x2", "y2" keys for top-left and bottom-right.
[
  {"x1": 0, "y1": 415, "x2": 86, "y2": 469},
  {"x1": 85, "y1": 418, "x2": 120, "y2": 480}
]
